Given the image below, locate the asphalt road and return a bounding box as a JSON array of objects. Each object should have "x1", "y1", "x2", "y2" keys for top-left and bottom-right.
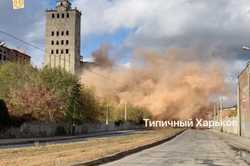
[{"x1": 102, "y1": 130, "x2": 250, "y2": 166}]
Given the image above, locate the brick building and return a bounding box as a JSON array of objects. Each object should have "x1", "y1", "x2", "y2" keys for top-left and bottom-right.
[
  {"x1": 0, "y1": 45, "x2": 30, "y2": 64},
  {"x1": 239, "y1": 63, "x2": 250, "y2": 137}
]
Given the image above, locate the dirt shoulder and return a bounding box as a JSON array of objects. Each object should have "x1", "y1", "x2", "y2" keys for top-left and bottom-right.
[{"x1": 0, "y1": 128, "x2": 183, "y2": 166}]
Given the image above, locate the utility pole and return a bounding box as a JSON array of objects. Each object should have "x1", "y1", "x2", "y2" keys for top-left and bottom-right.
[
  {"x1": 213, "y1": 103, "x2": 216, "y2": 122},
  {"x1": 124, "y1": 102, "x2": 127, "y2": 122},
  {"x1": 106, "y1": 103, "x2": 109, "y2": 125},
  {"x1": 219, "y1": 97, "x2": 223, "y2": 132},
  {"x1": 216, "y1": 102, "x2": 220, "y2": 122}
]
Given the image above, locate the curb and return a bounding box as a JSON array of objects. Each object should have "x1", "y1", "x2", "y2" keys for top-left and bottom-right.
[
  {"x1": 215, "y1": 133, "x2": 250, "y2": 153},
  {"x1": 0, "y1": 130, "x2": 139, "y2": 147},
  {"x1": 73, "y1": 129, "x2": 186, "y2": 166}
]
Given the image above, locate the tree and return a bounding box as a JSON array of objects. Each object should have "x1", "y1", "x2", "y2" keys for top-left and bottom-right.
[
  {"x1": 65, "y1": 83, "x2": 82, "y2": 124},
  {"x1": 127, "y1": 105, "x2": 152, "y2": 124}
]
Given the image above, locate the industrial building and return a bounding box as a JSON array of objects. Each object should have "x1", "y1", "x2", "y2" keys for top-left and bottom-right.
[
  {"x1": 0, "y1": 44, "x2": 30, "y2": 64},
  {"x1": 45, "y1": 0, "x2": 82, "y2": 74}
]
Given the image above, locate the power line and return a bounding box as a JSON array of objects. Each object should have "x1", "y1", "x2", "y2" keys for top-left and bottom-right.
[{"x1": 0, "y1": 30, "x2": 44, "y2": 52}]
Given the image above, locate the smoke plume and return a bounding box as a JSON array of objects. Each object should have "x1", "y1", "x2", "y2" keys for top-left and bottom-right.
[{"x1": 80, "y1": 46, "x2": 228, "y2": 120}]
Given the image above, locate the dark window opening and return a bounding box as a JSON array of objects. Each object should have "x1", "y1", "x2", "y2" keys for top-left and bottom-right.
[
  {"x1": 61, "y1": 40, "x2": 64, "y2": 45},
  {"x1": 66, "y1": 31, "x2": 69, "y2": 35},
  {"x1": 56, "y1": 41, "x2": 59, "y2": 45},
  {"x1": 51, "y1": 41, "x2": 54, "y2": 45},
  {"x1": 66, "y1": 40, "x2": 69, "y2": 45},
  {"x1": 61, "y1": 31, "x2": 64, "y2": 36},
  {"x1": 51, "y1": 31, "x2": 54, "y2": 36},
  {"x1": 51, "y1": 50, "x2": 54, "y2": 54},
  {"x1": 61, "y1": 49, "x2": 64, "y2": 54},
  {"x1": 52, "y1": 13, "x2": 55, "y2": 18},
  {"x1": 57, "y1": 13, "x2": 60, "y2": 18},
  {"x1": 67, "y1": 13, "x2": 69, "y2": 18},
  {"x1": 56, "y1": 31, "x2": 59, "y2": 36},
  {"x1": 56, "y1": 49, "x2": 59, "y2": 54},
  {"x1": 62, "y1": 13, "x2": 64, "y2": 18},
  {"x1": 66, "y1": 49, "x2": 69, "y2": 54}
]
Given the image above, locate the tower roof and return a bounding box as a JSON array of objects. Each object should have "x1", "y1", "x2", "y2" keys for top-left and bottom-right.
[{"x1": 56, "y1": 0, "x2": 71, "y2": 11}]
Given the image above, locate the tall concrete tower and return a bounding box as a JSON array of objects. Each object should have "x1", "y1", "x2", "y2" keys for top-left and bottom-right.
[{"x1": 45, "y1": 0, "x2": 81, "y2": 74}]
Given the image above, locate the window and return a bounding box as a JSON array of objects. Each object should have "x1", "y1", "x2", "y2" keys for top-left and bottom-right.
[
  {"x1": 66, "y1": 30, "x2": 69, "y2": 35},
  {"x1": 67, "y1": 13, "x2": 69, "y2": 18},
  {"x1": 62, "y1": 13, "x2": 64, "y2": 18},
  {"x1": 61, "y1": 31, "x2": 64, "y2": 36},
  {"x1": 66, "y1": 40, "x2": 69, "y2": 45},
  {"x1": 51, "y1": 41, "x2": 54, "y2": 45},
  {"x1": 3, "y1": 56, "x2": 6, "y2": 61},
  {"x1": 51, "y1": 31, "x2": 54, "y2": 36},
  {"x1": 61, "y1": 49, "x2": 64, "y2": 54},
  {"x1": 0, "y1": 54, "x2": 2, "y2": 60},
  {"x1": 56, "y1": 41, "x2": 59, "y2": 45},
  {"x1": 56, "y1": 49, "x2": 59, "y2": 54},
  {"x1": 52, "y1": 13, "x2": 55, "y2": 18},
  {"x1": 57, "y1": 13, "x2": 60, "y2": 18},
  {"x1": 61, "y1": 40, "x2": 64, "y2": 45},
  {"x1": 56, "y1": 31, "x2": 59, "y2": 36},
  {"x1": 51, "y1": 50, "x2": 54, "y2": 54},
  {"x1": 66, "y1": 49, "x2": 69, "y2": 54}
]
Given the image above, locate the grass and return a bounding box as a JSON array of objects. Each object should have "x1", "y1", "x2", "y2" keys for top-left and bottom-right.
[{"x1": 0, "y1": 128, "x2": 182, "y2": 166}]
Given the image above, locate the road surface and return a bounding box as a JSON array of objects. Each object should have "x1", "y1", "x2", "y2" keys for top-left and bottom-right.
[{"x1": 102, "y1": 130, "x2": 250, "y2": 166}]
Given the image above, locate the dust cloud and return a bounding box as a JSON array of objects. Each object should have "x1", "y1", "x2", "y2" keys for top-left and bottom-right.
[{"x1": 80, "y1": 46, "x2": 228, "y2": 120}]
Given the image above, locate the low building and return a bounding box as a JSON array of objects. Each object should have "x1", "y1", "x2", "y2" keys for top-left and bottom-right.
[
  {"x1": 222, "y1": 106, "x2": 237, "y2": 119},
  {"x1": 0, "y1": 45, "x2": 31, "y2": 64},
  {"x1": 221, "y1": 106, "x2": 238, "y2": 135}
]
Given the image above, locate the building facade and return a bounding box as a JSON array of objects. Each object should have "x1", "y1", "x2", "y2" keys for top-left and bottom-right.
[
  {"x1": 45, "y1": 0, "x2": 81, "y2": 74},
  {"x1": 239, "y1": 63, "x2": 250, "y2": 137},
  {"x1": 0, "y1": 45, "x2": 30, "y2": 64}
]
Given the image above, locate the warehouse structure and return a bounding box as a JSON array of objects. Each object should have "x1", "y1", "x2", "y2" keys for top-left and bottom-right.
[{"x1": 0, "y1": 44, "x2": 30, "y2": 64}]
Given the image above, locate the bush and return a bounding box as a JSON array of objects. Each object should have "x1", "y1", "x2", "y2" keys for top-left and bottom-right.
[
  {"x1": 0, "y1": 99, "x2": 10, "y2": 126},
  {"x1": 107, "y1": 103, "x2": 152, "y2": 125},
  {"x1": 55, "y1": 126, "x2": 67, "y2": 136}
]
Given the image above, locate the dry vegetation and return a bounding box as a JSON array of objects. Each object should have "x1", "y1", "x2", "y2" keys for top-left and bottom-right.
[{"x1": 0, "y1": 128, "x2": 182, "y2": 166}]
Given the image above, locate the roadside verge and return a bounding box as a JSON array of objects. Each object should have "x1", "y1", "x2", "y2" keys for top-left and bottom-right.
[{"x1": 74, "y1": 129, "x2": 185, "y2": 166}]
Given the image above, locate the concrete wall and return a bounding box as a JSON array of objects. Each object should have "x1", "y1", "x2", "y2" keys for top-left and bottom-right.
[
  {"x1": 0, "y1": 122, "x2": 143, "y2": 138},
  {"x1": 239, "y1": 64, "x2": 250, "y2": 138},
  {"x1": 222, "y1": 117, "x2": 239, "y2": 135}
]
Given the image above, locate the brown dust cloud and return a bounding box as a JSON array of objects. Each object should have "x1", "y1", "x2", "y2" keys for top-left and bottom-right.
[{"x1": 80, "y1": 46, "x2": 229, "y2": 120}]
